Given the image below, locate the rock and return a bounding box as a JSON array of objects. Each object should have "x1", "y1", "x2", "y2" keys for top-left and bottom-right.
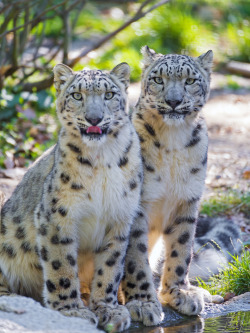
[
  {"x1": 128, "y1": 293, "x2": 250, "y2": 332},
  {"x1": 201, "y1": 292, "x2": 250, "y2": 318},
  {"x1": 0, "y1": 167, "x2": 26, "y2": 180},
  {"x1": 159, "y1": 292, "x2": 250, "y2": 324},
  {"x1": 223, "y1": 292, "x2": 236, "y2": 302},
  {"x1": 0, "y1": 296, "x2": 103, "y2": 333},
  {"x1": 0, "y1": 293, "x2": 249, "y2": 332}
]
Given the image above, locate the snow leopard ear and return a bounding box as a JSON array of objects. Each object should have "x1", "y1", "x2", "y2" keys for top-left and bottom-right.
[
  {"x1": 53, "y1": 64, "x2": 74, "y2": 93},
  {"x1": 141, "y1": 45, "x2": 157, "y2": 68},
  {"x1": 110, "y1": 62, "x2": 130, "y2": 90},
  {"x1": 197, "y1": 50, "x2": 213, "y2": 73}
]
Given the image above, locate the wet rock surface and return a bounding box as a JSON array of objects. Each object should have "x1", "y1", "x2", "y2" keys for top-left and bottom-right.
[
  {"x1": 0, "y1": 293, "x2": 249, "y2": 332},
  {"x1": 125, "y1": 293, "x2": 250, "y2": 332}
]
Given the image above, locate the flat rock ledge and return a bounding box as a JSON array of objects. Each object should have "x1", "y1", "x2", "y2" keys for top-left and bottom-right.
[
  {"x1": 0, "y1": 296, "x2": 103, "y2": 333},
  {"x1": 0, "y1": 293, "x2": 249, "y2": 332}
]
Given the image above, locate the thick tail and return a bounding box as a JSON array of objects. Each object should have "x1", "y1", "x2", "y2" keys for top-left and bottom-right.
[{"x1": 189, "y1": 216, "x2": 242, "y2": 281}]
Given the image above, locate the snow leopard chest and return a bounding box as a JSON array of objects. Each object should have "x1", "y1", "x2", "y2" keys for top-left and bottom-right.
[
  {"x1": 66, "y1": 164, "x2": 138, "y2": 251},
  {"x1": 142, "y1": 140, "x2": 206, "y2": 205}
]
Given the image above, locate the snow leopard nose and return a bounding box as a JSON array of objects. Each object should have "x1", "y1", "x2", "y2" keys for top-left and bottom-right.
[
  {"x1": 165, "y1": 99, "x2": 182, "y2": 110},
  {"x1": 85, "y1": 116, "x2": 103, "y2": 126}
]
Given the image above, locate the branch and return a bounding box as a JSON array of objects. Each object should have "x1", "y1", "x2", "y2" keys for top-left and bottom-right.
[
  {"x1": 68, "y1": 0, "x2": 171, "y2": 67},
  {"x1": 65, "y1": 0, "x2": 83, "y2": 13},
  {"x1": 62, "y1": 4, "x2": 70, "y2": 63},
  {"x1": 136, "y1": 0, "x2": 155, "y2": 15},
  {"x1": 0, "y1": 6, "x2": 17, "y2": 35},
  {"x1": 0, "y1": 0, "x2": 68, "y2": 39},
  {"x1": 21, "y1": 74, "x2": 54, "y2": 92},
  {"x1": 16, "y1": 44, "x2": 62, "y2": 90},
  {"x1": 16, "y1": 0, "x2": 171, "y2": 91},
  {"x1": 0, "y1": 0, "x2": 30, "y2": 15},
  {"x1": 19, "y1": 4, "x2": 30, "y2": 54},
  {"x1": 226, "y1": 61, "x2": 250, "y2": 78},
  {"x1": 71, "y1": 1, "x2": 86, "y2": 30},
  {"x1": 30, "y1": 20, "x2": 47, "y2": 63}
]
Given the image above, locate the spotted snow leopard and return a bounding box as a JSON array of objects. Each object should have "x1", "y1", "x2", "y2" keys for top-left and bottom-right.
[
  {"x1": 0, "y1": 62, "x2": 162, "y2": 331},
  {"x1": 127, "y1": 46, "x2": 233, "y2": 316}
]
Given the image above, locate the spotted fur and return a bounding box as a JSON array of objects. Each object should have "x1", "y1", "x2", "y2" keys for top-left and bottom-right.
[
  {"x1": 189, "y1": 216, "x2": 241, "y2": 281},
  {"x1": 0, "y1": 63, "x2": 160, "y2": 331},
  {"x1": 128, "y1": 46, "x2": 225, "y2": 316}
]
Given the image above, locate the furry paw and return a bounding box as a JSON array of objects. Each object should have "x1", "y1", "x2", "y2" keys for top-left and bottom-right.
[
  {"x1": 59, "y1": 306, "x2": 98, "y2": 325},
  {"x1": 92, "y1": 304, "x2": 131, "y2": 332},
  {"x1": 159, "y1": 286, "x2": 204, "y2": 315},
  {"x1": 126, "y1": 299, "x2": 163, "y2": 326},
  {"x1": 159, "y1": 285, "x2": 224, "y2": 315}
]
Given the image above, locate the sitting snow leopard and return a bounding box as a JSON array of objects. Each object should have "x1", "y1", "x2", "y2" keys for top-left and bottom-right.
[
  {"x1": 129, "y1": 46, "x2": 225, "y2": 316},
  {"x1": 0, "y1": 63, "x2": 162, "y2": 331}
]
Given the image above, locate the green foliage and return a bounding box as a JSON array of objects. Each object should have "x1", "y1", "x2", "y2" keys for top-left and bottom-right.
[
  {"x1": 0, "y1": 89, "x2": 57, "y2": 169},
  {"x1": 0, "y1": 88, "x2": 55, "y2": 120},
  {"x1": 75, "y1": 4, "x2": 122, "y2": 36},
  {"x1": 84, "y1": 0, "x2": 250, "y2": 81},
  {"x1": 224, "y1": 76, "x2": 241, "y2": 90},
  {"x1": 86, "y1": 3, "x2": 216, "y2": 81},
  {"x1": 1, "y1": 0, "x2": 250, "y2": 168},
  {"x1": 201, "y1": 190, "x2": 250, "y2": 217},
  {"x1": 197, "y1": 247, "x2": 250, "y2": 296},
  {"x1": 226, "y1": 23, "x2": 250, "y2": 62}
]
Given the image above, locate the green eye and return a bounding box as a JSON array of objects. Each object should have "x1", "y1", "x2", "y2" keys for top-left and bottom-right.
[
  {"x1": 72, "y1": 92, "x2": 82, "y2": 100},
  {"x1": 105, "y1": 92, "x2": 114, "y2": 100},
  {"x1": 153, "y1": 77, "x2": 163, "y2": 84},
  {"x1": 186, "y1": 78, "x2": 196, "y2": 85}
]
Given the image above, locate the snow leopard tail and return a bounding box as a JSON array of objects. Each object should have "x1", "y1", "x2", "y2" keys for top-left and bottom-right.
[{"x1": 189, "y1": 216, "x2": 242, "y2": 282}]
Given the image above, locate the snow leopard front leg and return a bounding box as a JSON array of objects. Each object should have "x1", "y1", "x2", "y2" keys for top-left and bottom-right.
[
  {"x1": 35, "y1": 201, "x2": 98, "y2": 325},
  {"x1": 89, "y1": 225, "x2": 131, "y2": 332},
  {"x1": 122, "y1": 209, "x2": 163, "y2": 326},
  {"x1": 159, "y1": 199, "x2": 223, "y2": 315}
]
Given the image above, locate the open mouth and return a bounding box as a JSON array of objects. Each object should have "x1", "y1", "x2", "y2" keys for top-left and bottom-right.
[{"x1": 80, "y1": 126, "x2": 108, "y2": 138}]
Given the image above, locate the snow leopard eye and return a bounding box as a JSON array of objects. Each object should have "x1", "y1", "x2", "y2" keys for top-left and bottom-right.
[
  {"x1": 72, "y1": 92, "x2": 82, "y2": 100},
  {"x1": 153, "y1": 77, "x2": 163, "y2": 84},
  {"x1": 186, "y1": 78, "x2": 196, "y2": 85},
  {"x1": 105, "y1": 92, "x2": 115, "y2": 100}
]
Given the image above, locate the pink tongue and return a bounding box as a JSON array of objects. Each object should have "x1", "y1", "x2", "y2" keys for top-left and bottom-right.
[{"x1": 86, "y1": 126, "x2": 102, "y2": 134}]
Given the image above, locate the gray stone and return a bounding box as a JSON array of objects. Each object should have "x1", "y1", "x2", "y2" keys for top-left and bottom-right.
[
  {"x1": 201, "y1": 292, "x2": 250, "y2": 318},
  {"x1": 0, "y1": 296, "x2": 103, "y2": 333},
  {"x1": 127, "y1": 293, "x2": 250, "y2": 332},
  {"x1": 0, "y1": 293, "x2": 249, "y2": 332},
  {"x1": 160, "y1": 292, "x2": 250, "y2": 322}
]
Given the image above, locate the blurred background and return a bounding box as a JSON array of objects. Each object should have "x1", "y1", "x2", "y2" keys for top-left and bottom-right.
[{"x1": 0, "y1": 0, "x2": 249, "y2": 242}]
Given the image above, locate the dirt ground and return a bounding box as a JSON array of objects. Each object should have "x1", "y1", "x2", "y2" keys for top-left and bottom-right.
[{"x1": 1, "y1": 72, "x2": 249, "y2": 236}]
